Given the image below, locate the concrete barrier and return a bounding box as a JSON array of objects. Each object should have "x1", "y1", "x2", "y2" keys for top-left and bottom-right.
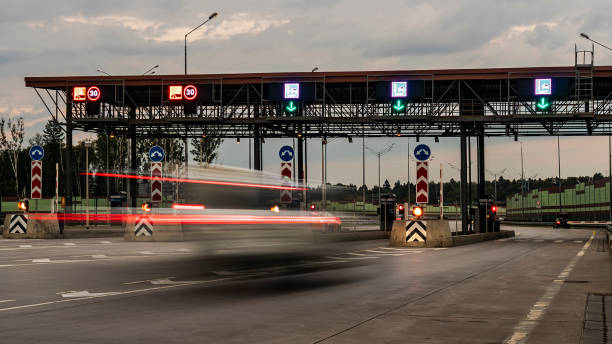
[
  {"x1": 391, "y1": 219, "x2": 452, "y2": 248},
  {"x1": 391, "y1": 219, "x2": 512, "y2": 247},
  {"x1": 2, "y1": 213, "x2": 61, "y2": 239},
  {"x1": 123, "y1": 215, "x2": 184, "y2": 242}
]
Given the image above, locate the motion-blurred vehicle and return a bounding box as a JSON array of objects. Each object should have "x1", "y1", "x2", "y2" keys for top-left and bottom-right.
[{"x1": 553, "y1": 213, "x2": 570, "y2": 229}]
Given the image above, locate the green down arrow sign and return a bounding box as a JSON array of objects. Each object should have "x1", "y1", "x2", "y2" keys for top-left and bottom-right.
[
  {"x1": 285, "y1": 101, "x2": 297, "y2": 113},
  {"x1": 393, "y1": 99, "x2": 406, "y2": 112},
  {"x1": 536, "y1": 97, "x2": 550, "y2": 110}
]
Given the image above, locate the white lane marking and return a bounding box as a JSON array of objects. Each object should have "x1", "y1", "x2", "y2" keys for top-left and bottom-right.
[
  {"x1": 139, "y1": 251, "x2": 154, "y2": 255},
  {"x1": 63, "y1": 243, "x2": 76, "y2": 246},
  {"x1": 503, "y1": 232, "x2": 595, "y2": 344},
  {"x1": 553, "y1": 240, "x2": 564, "y2": 243},
  {"x1": 123, "y1": 277, "x2": 175, "y2": 285},
  {"x1": 0, "y1": 277, "x2": 238, "y2": 313},
  {"x1": 346, "y1": 252, "x2": 378, "y2": 257},
  {"x1": 177, "y1": 248, "x2": 191, "y2": 252},
  {"x1": 325, "y1": 255, "x2": 379, "y2": 260},
  {"x1": 300, "y1": 260, "x2": 349, "y2": 264},
  {"x1": 432, "y1": 248, "x2": 447, "y2": 251},
  {"x1": 19, "y1": 245, "x2": 32, "y2": 248},
  {"x1": 60, "y1": 290, "x2": 119, "y2": 298},
  {"x1": 100, "y1": 241, "x2": 112, "y2": 244},
  {"x1": 376, "y1": 247, "x2": 422, "y2": 252},
  {"x1": 573, "y1": 240, "x2": 583, "y2": 243},
  {"x1": 0, "y1": 300, "x2": 15, "y2": 303},
  {"x1": 32, "y1": 258, "x2": 50, "y2": 263},
  {"x1": 92, "y1": 254, "x2": 108, "y2": 259},
  {"x1": 364, "y1": 249, "x2": 410, "y2": 255},
  {"x1": 150, "y1": 278, "x2": 205, "y2": 285}
]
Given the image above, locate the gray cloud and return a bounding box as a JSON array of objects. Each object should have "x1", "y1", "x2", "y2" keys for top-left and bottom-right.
[{"x1": 1, "y1": 0, "x2": 610, "y2": 183}]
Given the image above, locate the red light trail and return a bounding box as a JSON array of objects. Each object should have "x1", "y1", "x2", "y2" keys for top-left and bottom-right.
[{"x1": 80, "y1": 172, "x2": 307, "y2": 191}]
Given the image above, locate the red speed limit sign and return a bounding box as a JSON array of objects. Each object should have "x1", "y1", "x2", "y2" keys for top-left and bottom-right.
[
  {"x1": 87, "y1": 86, "x2": 101, "y2": 101},
  {"x1": 183, "y1": 85, "x2": 197, "y2": 100}
]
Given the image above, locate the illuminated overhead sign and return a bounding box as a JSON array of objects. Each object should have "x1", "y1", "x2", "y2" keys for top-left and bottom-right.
[
  {"x1": 169, "y1": 85, "x2": 183, "y2": 100},
  {"x1": 73, "y1": 87, "x2": 87, "y2": 101},
  {"x1": 87, "y1": 86, "x2": 101, "y2": 101},
  {"x1": 535, "y1": 78, "x2": 552, "y2": 95},
  {"x1": 284, "y1": 83, "x2": 300, "y2": 99},
  {"x1": 183, "y1": 85, "x2": 198, "y2": 100},
  {"x1": 391, "y1": 81, "x2": 407, "y2": 98}
]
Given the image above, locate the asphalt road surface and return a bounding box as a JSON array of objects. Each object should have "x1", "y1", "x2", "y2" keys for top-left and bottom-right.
[{"x1": 0, "y1": 225, "x2": 608, "y2": 343}]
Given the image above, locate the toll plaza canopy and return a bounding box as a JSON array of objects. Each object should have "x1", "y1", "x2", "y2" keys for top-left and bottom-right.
[{"x1": 24, "y1": 65, "x2": 612, "y2": 138}]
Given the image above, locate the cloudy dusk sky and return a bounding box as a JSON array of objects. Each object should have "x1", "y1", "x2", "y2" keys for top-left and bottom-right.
[{"x1": 2, "y1": 0, "x2": 612, "y2": 187}]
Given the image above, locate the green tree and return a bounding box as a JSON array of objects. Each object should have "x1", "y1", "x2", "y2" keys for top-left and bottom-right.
[
  {"x1": 190, "y1": 137, "x2": 223, "y2": 165},
  {"x1": 0, "y1": 117, "x2": 24, "y2": 196}
]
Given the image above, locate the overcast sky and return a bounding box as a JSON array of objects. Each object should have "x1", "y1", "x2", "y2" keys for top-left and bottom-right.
[{"x1": 1, "y1": 0, "x2": 612, "y2": 187}]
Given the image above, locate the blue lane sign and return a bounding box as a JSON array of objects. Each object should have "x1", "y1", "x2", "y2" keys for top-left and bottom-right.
[
  {"x1": 414, "y1": 144, "x2": 431, "y2": 161},
  {"x1": 279, "y1": 145, "x2": 295, "y2": 162},
  {"x1": 29, "y1": 145, "x2": 44, "y2": 161},
  {"x1": 149, "y1": 146, "x2": 165, "y2": 162}
]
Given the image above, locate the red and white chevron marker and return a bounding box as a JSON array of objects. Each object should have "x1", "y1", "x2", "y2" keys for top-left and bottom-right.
[
  {"x1": 31, "y1": 160, "x2": 42, "y2": 199},
  {"x1": 416, "y1": 161, "x2": 428, "y2": 204},
  {"x1": 151, "y1": 162, "x2": 162, "y2": 203},
  {"x1": 280, "y1": 162, "x2": 292, "y2": 203}
]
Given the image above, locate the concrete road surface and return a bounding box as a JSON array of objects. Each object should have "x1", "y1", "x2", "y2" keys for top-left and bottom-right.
[{"x1": 0, "y1": 225, "x2": 608, "y2": 343}]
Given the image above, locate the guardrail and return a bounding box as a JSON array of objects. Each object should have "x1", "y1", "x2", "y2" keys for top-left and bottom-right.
[{"x1": 606, "y1": 223, "x2": 612, "y2": 256}]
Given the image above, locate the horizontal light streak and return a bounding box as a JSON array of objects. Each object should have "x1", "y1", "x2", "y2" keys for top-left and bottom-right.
[
  {"x1": 29, "y1": 213, "x2": 341, "y2": 225},
  {"x1": 172, "y1": 203, "x2": 206, "y2": 210},
  {"x1": 80, "y1": 172, "x2": 306, "y2": 191}
]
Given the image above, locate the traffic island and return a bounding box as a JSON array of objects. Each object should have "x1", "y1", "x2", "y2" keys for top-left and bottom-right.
[
  {"x1": 390, "y1": 219, "x2": 514, "y2": 247},
  {"x1": 123, "y1": 215, "x2": 185, "y2": 242},
  {"x1": 2, "y1": 213, "x2": 61, "y2": 239},
  {"x1": 390, "y1": 219, "x2": 452, "y2": 248}
]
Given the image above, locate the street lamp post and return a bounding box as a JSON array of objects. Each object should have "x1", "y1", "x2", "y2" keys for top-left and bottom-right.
[
  {"x1": 143, "y1": 65, "x2": 159, "y2": 75},
  {"x1": 84, "y1": 141, "x2": 92, "y2": 228},
  {"x1": 519, "y1": 140, "x2": 525, "y2": 219},
  {"x1": 486, "y1": 168, "x2": 507, "y2": 202},
  {"x1": 184, "y1": 12, "x2": 218, "y2": 75},
  {"x1": 366, "y1": 144, "x2": 395, "y2": 206}
]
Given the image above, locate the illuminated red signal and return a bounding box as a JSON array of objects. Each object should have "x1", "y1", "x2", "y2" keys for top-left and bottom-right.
[
  {"x1": 73, "y1": 87, "x2": 87, "y2": 101},
  {"x1": 141, "y1": 202, "x2": 152, "y2": 212},
  {"x1": 87, "y1": 86, "x2": 101, "y2": 101},
  {"x1": 398, "y1": 204, "x2": 404, "y2": 211},
  {"x1": 183, "y1": 85, "x2": 198, "y2": 100},
  {"x1": 310, "y1": 204, "x2": 316, "y2": 210},
  {"x1": 17, "y1": 200, "x2": 29, "y2": 212},
  {"x1": 491, "y1": 205, "x2": 497, "y2": 213}
]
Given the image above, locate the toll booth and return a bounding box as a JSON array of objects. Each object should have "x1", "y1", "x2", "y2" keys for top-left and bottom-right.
[
  {"x1": 110, "y1": 192, "x2": 127, "y2": 214},
  {"x1": 378, "y1": 193, "x2": 396, "y2": 231}
]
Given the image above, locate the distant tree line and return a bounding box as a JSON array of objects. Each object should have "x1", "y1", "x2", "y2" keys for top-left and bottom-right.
[
  {"x1": 0, "y1": 117, "x2": 606, "y2": 204},
  {"x1": 0, "y1": 118, "x2": 222, "y2": 200}
]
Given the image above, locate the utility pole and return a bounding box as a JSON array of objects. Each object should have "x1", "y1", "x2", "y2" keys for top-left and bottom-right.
[
  {"x1": 407, "y1": 138, "x2": 411, "y2": 206},
  {"x1": 366, "y1": 144, "x2": 395, "y2": 205},
  {"x1": 486, "y1": 168, "x2": 507, "y2": 201},
  {"x1": 558, "y1": 136, "x2": 562, "y2": 214},
  {"x1": 362, "y1": 136, "x2": 366, "y2": 212}
]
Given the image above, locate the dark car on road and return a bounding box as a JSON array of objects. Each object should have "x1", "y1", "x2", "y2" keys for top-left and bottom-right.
[{"x1": 553, "y1": 213, "x2": 570, "y2": 229}]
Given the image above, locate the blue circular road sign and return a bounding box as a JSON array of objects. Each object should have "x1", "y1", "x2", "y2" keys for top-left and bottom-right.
[
  {"x1": 29, "y1": 145, "x2": 44, "y2": 161},
  {"x1": 414, "y1": 144, "x2": 431, "y2": 161},
  {"x1": 149, "y1": 146, "x2": 165, "y2": 162},
  {"x1": 279, "y1": 145, "x2": 295, "y2": 162}
]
